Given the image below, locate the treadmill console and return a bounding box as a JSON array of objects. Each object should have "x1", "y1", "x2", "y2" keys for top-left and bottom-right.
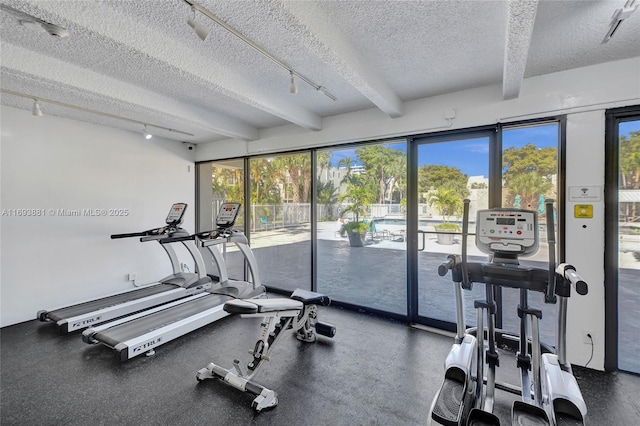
[
  {"x1": 216, "y1": 203, "x2": 241, "y2": 229},
  {"x1": 165, "y1": 203, "x2": 188, "y2": 226},
  {"x1": 476, "y1": 209, "x2": 538, "y2": 256}
]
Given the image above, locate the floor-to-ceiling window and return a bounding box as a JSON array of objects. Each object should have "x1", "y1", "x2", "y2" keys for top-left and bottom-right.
[
  {"x1": 316, "y1": 141, "x2": 407, "y2": 314},
  {"x1": 412, "y1": 132, "x2": 492, "y2": 328},
  {"x1": 196, "y1": 120, "x2": 564, "y2": 335},
  {"x1": 196, "y1": 159, "x2": 245, "y2": 280},
  {"x1": 248, "y1": 153, "x2": 312, "y2": 292},
  {"x1": 499, "y1": 122, "x2": 561, "y2": 345},
  {"x1": 409, "y1": 122, "x2": 561, "y2": 340},
  {"x1": 605, "y1": 107, "x2": 640, "y2": 374}
]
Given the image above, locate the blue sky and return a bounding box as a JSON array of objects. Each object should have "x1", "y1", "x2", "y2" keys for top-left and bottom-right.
[
  {"x1": 329, "y1": 123, "x2": 561, "y2": 177},
  {"x1": 620, "y1": 120, "x2": 640, "y2": 138},
  {"x1": 328, "y1": 120, "x2": 640, "y2": 177}
]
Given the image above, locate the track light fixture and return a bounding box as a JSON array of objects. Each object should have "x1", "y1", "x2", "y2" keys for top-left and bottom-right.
[
  {"x1": 1, "y1": 89, "x2": 194, "y2": 138},
  {"x1": 603, "y1": 0, "x2": 638, "y2": 43},
  {"x1": 289, "y1": 71, "x2": 298, "y2": 94},
  {"x1": 182, "y1": 0, "x2": 336, "y2": 101},
  {"x1": 143, "y1": 125, "x2": 153, "y2": 139},
  {"x1": 187, "y1": 5, "x2": 210, "y2": 41},
  {"x1": 32, "y1": 99, "x2": 43, "y2": 116}
]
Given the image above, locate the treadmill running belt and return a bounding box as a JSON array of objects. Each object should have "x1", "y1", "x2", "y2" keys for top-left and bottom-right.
[
  {"x1": 92, "y1": 294, "x2": 231, "y2": 346},
  {"x1": 46, "y1": 283, "x2": 179, "y2": 321}
]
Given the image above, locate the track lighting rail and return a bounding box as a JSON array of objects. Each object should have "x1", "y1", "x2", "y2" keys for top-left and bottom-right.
[
  {"x1": 182, "y1": 0, "x2": 336, "y2": 101},
  {"x1": 1, "y1": 88, "x2": 194, "y2": 138}
]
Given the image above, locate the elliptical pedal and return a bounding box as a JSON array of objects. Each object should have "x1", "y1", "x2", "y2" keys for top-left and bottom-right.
[
  {"x1": 467, "y1": 408, "x2": 501, "y2": 425},
  {"x1": 554, "y1": 412, "x2": 584, "y2": 426},
  {"x1": 432, "y1": 377, "x2": 466, "y2": 424},
  {"x1": 512, "y1": 401, "x2": 550, "y2": 426}
]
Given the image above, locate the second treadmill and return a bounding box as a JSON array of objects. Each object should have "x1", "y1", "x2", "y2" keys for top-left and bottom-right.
[
  {"x1": 82, "y1": 202, "x2": 266, "y2": 360},
  {"x1": 37, "y1": 203, "x2": 212, "y2": 333}
]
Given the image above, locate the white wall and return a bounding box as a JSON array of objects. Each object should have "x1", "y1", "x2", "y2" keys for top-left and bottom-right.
[
  {"x1": 196, "y1": 57, "x2": 640, "y2": 370},
  {"x1": 0, "y1": 106, "x2": 196, "y2": 327}
]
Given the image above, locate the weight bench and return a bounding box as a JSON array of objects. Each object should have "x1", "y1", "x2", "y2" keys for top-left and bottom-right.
[{"x1": 196, "y1": 289, "x2": 336, "y2": 411}]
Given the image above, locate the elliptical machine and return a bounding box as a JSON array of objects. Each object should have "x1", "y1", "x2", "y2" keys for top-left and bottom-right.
[{"x1": 428, "y1": 199, "x2": 588, "y2": 426}]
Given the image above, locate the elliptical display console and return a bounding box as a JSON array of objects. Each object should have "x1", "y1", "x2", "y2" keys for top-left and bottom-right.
[{"x1": 476, "y1": 209, "x2": 538, "y2": 256}]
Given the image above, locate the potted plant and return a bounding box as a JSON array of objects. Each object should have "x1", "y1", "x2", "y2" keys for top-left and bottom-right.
[
  {"x1": 340, "y1": 220, "x2": 371, "y2": 247},
  {"x1": 339, "y1": 181, "x2": 374, "y2": 247},
  {"x1": 428, "y1": 188, "x2": 462, "y2": 245},
  {"x1": 433, "y1": 222, "x2": 461, "y2": 245}
]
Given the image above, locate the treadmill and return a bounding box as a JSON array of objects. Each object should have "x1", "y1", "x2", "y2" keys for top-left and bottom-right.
[
  {"x1": 82, "y1": 202, "x2": 266, "y2": 361},
  {"x1": 37, "y1": 203, "x2": 212, "y2": 333}
]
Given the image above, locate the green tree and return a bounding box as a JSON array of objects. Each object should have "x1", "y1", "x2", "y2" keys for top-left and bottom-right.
[
  {"x1": 355, "y1": 145, "x2": 406, "y2": 204},
  {"x1": 317, "y1": 178, "x2": 339, "y2": 220},
  {"x1": 271, "y1": 153, "x2": 312, "y2": 204},
  {"x1": 317, "y1": 151, "x2": 332, "y2": 178},
  {"x1": 418, "y1": 165, "x2": 469, "y2": 203},
  {"x1": 249, "y1": 158, "x2": 281, "y2": 205},
  {"x1": 211, "y1": 166, "x2": 243, "y2": 202},
  {"x1": 428, "y1": 188, "x2": 462, "y2": 222},
  {"x1": 620, "y1": 130, "x2": 640, "y2": 219},
  {"x1": 337, "y1": 156, "x2": 357, "y2": 185},
  {"x1": 339, "y1": 176, "x2": 376, "y2": 223},
  {"x1": 620, "y1": 131, "x2": 640, "y2": 190},
  {"x1": 502, "y1": 143, "x2": 557, "y2": 208}
]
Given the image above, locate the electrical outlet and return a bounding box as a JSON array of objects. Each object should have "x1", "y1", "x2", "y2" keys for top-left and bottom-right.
[
  {"x1": 128, "y1": 273, "x2": 137, "y2": 281},
  {"x1": 582, "y1": 329, "x2": 593, "y2": 344}
]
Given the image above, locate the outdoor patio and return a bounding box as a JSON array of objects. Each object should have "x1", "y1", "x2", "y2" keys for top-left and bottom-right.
[{"x1": 233, "y1": 221, "x2": 640, "y2": 373}]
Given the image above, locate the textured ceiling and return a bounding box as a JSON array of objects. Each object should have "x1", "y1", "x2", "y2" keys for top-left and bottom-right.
[{"x1": 1, "y1": 0, "x2": 639, "y2": 143}]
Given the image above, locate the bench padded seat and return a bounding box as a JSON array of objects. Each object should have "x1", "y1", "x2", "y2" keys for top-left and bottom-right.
[
  {"x1": 224, "y1": 298, "x2": 303, "y2": 315},
  {"x1": 291, "y1": 289, "x2": 330, "y2": 306}
]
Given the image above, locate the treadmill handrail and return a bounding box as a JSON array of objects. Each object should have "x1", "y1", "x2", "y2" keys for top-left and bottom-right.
[
  {"x1": 111, "y1": 227, "x2": 164, "y2": 239},
  {"x1": 159, "y1": 234, "x2": 197, "y2": 244}
]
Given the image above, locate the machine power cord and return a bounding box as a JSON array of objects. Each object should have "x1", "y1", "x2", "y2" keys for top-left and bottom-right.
[{"x1": 585, "y1": 334, "x2": 594, "y2": 368}]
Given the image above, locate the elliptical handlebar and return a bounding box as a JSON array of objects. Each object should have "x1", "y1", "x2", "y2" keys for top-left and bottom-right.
[
  {"x1": 556, "y1": 263, "x2": 589, "y2": 296},
  {"x1": 461, "y1": 199, "x2": 471, "y2": 290},
  {"x1": 438, "y1": 255, "x2": 458, "y2": 277},
  {"x1": 545, "y1": 199, "x2": 557, "y2": 303}
]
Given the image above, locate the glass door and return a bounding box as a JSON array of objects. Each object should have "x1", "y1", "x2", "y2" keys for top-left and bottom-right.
[
  {"x1": 412, "y1": 133, "x2": 493, "y2": 326},
  {"x1": 315, "y1": 141, "x2": 408, "y2": 315},
  {"x1": 615, "y1": 118, "x2": 640, "y2": 373},
  {"x1": 248, "y1": 153, "x2": 312, "y2": 292}
]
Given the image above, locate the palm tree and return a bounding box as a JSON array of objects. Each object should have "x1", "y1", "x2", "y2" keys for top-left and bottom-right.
[
  {"x1": 339, "y1": 183, "x2": 371, "y2": 223},
  {"x1": 428, "y1": 188, "x2": 462, "y2": 223},
  {"x1": 337, "y1": 156, "x2": 356, "y2": 185}
]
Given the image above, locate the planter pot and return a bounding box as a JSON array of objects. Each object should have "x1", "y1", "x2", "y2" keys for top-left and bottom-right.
[
  {"x1": 436, "y1": 232, "x2": 455, "y2": 245},
  {"x1": 346, "y1": 230, "x2": 366, "y2": 247}
]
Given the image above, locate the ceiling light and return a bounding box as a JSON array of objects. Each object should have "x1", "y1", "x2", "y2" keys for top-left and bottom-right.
[
  {"x1": 32, "y1": 99, "x2": 42, "y2": 117},
  {"x1": 143, "y1": 125, "x2": 153, "y2": 140},
  {"x1": 39, "y1": 22, "x2": 69, "y2": 39},
  {"x1": 187, "y1": 6, "x2": 210, "y2": 41},
  {"x1": 182, "y1": 0, "x2": 336, "y2": 101},
  {"x1": 3, "y1": 4, "x2": 70, "y2": 38},
  {"x1": 603, "y1": 0, "x2": 638, "y2": 43},
  {"x1": 289, "y1": 71, "x2": 298, "y2": 94}
]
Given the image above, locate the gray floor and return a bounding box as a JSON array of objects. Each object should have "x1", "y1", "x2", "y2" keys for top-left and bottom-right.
[
  {"x1": 251, "y1": 239, "x2": 640, "y2": 373},
  {"x1": 2, "y1": 304, "x2": 640, "y2": 425}
]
